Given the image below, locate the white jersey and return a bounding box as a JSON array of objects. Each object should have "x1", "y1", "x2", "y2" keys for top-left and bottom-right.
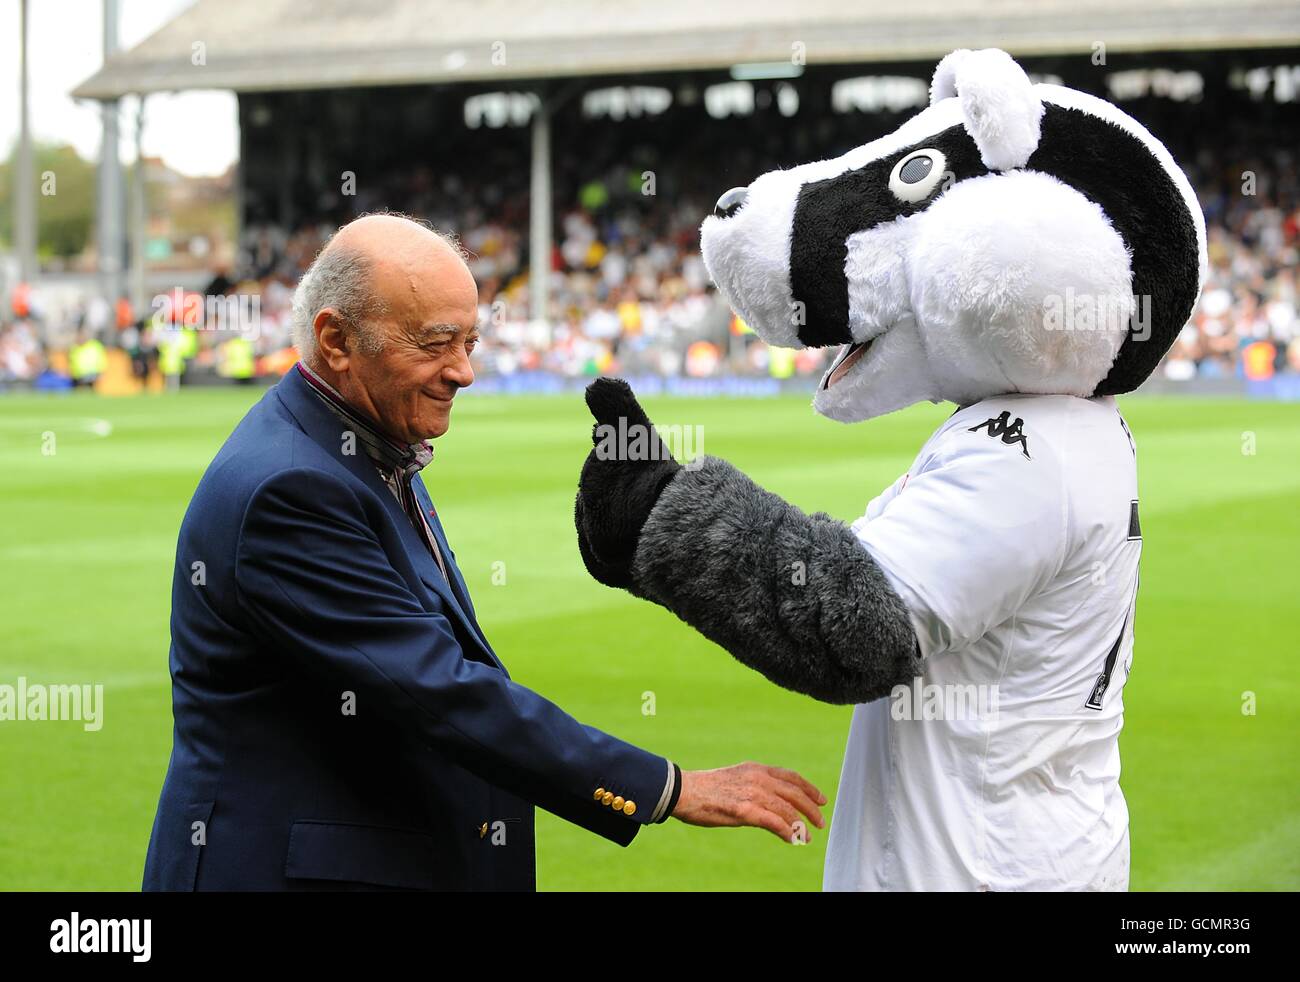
[{"x1": 824, "y1": 394, "x2": 1141, "y2": 892}]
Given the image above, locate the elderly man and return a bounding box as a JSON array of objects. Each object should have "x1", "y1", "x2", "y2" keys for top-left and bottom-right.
[{"x1": 142, "y1": 214, "x2": 824, "y2": 891}]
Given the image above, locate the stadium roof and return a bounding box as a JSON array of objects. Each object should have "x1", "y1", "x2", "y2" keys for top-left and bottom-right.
[{"x1": 73, "y1": 0, "x2": 1300, "y2": 100}]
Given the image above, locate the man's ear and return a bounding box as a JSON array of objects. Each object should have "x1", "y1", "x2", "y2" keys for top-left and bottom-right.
[{"x1": 314, "y1": 308, "x2": 351, "y2": 372}]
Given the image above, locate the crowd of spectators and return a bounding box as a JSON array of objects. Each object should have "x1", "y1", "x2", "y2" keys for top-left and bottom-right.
[
  {"x1": 4, "y1": 112, "x2": 1298, "y2": 389},
  {"x1": 1163, "y1": 145, "x2": 1300, "y2": 379}
]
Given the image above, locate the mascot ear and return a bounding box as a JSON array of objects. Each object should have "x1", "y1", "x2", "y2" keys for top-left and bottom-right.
[{"x1": 930, "y1": 48, "x2": 1043, "y2": 171}]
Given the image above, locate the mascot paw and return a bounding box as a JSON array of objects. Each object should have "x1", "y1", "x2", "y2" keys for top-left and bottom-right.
[{"x1": 575, "y1": 378, "x2": 682, "y2": 591}]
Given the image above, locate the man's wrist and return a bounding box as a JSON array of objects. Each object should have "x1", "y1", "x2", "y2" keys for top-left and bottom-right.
[{"x1": 654, "y1": 761, "x2": 683, "y2": 823}]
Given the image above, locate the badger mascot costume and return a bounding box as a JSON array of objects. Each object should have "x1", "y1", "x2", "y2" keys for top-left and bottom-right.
[{"x1": 574, "y1": 48, "x2": 1206, "y2": 891}]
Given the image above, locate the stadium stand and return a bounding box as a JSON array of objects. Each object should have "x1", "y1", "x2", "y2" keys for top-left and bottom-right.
[{"x1": 4, "y1": 0, "x2": 1296, "y2": 392}]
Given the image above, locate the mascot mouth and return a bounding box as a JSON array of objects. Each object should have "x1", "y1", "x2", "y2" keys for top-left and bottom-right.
[
  {"x1": 813, "y1": 316, "x2": 938, "y2": 423},
  {"x1": 825, "y1": 338, "x2": 874, "y2": 388}
]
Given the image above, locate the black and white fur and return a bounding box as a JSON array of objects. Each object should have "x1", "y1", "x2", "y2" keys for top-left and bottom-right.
[
  {"x1": 632, "y1": 455, "x2": 921, "y2": 704},
  {"x1": 579, "y1": 49, "x2": 1206, "y2": 706},
  {"x1": 701, "y1": 48, "x2": 1208, "y2": 421}
]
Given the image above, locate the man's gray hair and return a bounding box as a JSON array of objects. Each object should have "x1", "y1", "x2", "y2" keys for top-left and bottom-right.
[
  {"x1": 290, "y1": 214, "x2": 471, "y2": 366},
  {"x1": 290, "y1": 242, "x2": 388, "y2": 365}
]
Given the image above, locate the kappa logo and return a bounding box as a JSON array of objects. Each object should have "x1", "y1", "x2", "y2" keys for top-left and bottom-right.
[{"x1": 968, "y1": 411, "x2": 1031, "y2": 459}]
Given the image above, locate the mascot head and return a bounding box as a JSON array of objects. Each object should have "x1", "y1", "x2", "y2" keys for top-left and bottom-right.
[{"x1": 700, "y1": 48, "x2": 1208, "y2": 422}]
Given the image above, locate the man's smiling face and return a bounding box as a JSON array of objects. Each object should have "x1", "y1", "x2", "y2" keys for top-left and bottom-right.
[
  {"x1": 351, "y1": 244, "x2": 480, "y2": 443},
  {"x1": 314, "y1": 215, "x2": 481, "y2": 443}
]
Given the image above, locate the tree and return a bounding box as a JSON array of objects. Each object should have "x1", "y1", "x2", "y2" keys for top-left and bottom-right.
[{"x1": 0, "y1": 141, "x2": 97, "y2": 260}]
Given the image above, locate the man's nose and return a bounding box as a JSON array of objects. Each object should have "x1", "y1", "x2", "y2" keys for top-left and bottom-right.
[{"x1": 445, "y1": 345, "x2": 474, "y2": 389}]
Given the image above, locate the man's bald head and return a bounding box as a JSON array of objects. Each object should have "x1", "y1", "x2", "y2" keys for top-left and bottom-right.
[
  {"x1": 292, "y1": 212, "x2": 481, "y2": 443},
  {"x1": 327, "y1": 213, "x2": 467, "y2": 266},
  {"x1": 290, "y1": 213, "x2": 471, "y2": 367}
]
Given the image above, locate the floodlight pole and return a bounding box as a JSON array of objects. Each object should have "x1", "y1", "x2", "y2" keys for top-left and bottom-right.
[
  {"x1": 96, "y1": 0, "x2": 127, "y2": 311},
  {"x1": 15, "y1": 0, "x2": 37, "y2": 284},
  {"x1": 131, "y1": 96, "x2": 147, "y2": 317},
  {"x1": 528, "y1": 92, "x2": 551, "y2": 335}
]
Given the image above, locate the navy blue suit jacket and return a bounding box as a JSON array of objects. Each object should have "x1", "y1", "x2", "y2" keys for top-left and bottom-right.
[{"x1": 142, "y1": 366, "x2": 669, "y2": 891}]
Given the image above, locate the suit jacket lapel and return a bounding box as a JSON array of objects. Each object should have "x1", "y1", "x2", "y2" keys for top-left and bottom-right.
[
  {"x1": 274, "y1": 368, "x2": 501, "y2": 669},
  {"x1": 385, "y1": 486, "x2": 506, "y2": 672},
  {"x1": 409, "y1": 477, "x2": 502, "y2": 666}
]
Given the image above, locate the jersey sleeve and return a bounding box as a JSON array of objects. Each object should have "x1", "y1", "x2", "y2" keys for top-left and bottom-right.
[{"x1": 850, "y1": 429, "x2": 1068, "y2": 660}]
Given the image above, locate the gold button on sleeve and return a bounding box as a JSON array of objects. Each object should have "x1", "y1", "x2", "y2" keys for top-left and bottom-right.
[
  {"x1": 601, "y1": 791, "x2": 614, "y2": 806},
  {"x1": 593, "y1": 787, "x2": 605, "y2": 800},
  {"x1": 622, "y1": 800, "x2": 637, "y2": 816}
]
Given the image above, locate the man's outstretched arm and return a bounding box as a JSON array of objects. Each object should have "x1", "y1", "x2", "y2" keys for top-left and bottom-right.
[{"x1": 236, "y1": 466, "x2": 825, "y2": 844}]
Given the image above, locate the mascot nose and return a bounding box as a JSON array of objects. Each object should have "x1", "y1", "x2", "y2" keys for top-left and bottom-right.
[{"x1": 713, "y1": 187, "x2": 748, "y2": 219}]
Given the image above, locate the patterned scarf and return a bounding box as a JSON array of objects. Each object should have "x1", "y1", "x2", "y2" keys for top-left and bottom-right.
[{"x1": 296, "y1": 361, "x2": 448, "y2": 580}]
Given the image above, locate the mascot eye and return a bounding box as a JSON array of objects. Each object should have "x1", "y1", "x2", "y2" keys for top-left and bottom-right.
[{"x1": 889, "y1": 149, "x2": 948, "y2": 203}]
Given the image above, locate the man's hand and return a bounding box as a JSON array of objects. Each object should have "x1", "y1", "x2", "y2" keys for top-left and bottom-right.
[
  {"x1": 575, "y1": 378, "x2": 682, "y2": 591},
  {"x1": 672, "y1": 763, "x2": 828, "y2": 844}
]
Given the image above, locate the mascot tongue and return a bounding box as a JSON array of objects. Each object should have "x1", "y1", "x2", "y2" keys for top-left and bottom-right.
[
  {"x1": 827, "y1": 341, "x2": 870, "y2": 387},
  {"x1": 813, "y1": 315, "x2": 943, "y2": 424}
]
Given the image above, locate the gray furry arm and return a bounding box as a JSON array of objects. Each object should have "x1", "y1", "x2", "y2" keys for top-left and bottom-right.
[{"x1": 629, "y1": 455, "x2": 921, "y2": 705}]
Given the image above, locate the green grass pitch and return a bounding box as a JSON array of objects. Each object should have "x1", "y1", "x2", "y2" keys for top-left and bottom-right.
[{"x1": 0, "y1": 385, "x2": 1296, "y2": 890}]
